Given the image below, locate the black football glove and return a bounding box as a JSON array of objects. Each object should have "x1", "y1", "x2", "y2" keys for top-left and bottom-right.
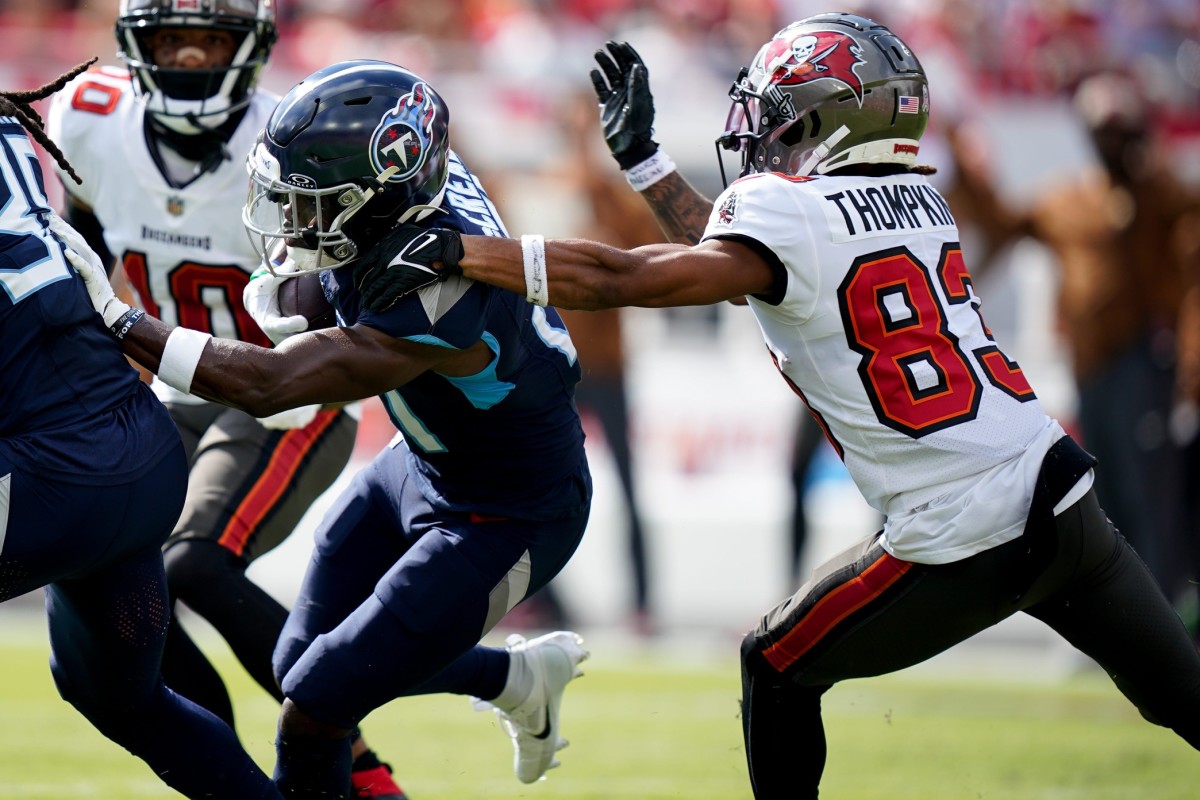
[
  {"x1": 590, "y1": 40, "x2": 659, "y2": 170},
  {"x1": 354, "y1": 223, "x2": 464, "y2": 312}
]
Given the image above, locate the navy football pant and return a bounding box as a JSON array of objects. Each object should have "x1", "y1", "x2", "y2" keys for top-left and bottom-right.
[
  {"x1": 740, "y1": 481, "x2": 1200, "y2": 799},
  {"x1": 274, "y1": 441, "x2": 590, "y2": 729},
  {"x1": 0, "y1": 439, "x2": 279, "y2": 799},
  {"x1": 160, "y1": 402, "x2": 357, "y2": 731}
]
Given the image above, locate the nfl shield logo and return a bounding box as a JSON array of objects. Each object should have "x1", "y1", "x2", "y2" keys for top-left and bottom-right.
[{"x1": 166, "y1": 195, "x2": 185, "y2": 216}]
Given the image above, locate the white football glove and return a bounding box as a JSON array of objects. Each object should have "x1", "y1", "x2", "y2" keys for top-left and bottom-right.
[
  {"x1": 243, "y1": 266, "x2": 309, "y2": 346},
  {"x1": 48, "y1": 213, "x2": 131, "y2": 328},
  {"x1": 256, "y1": 404, "x2": 321, "y2": 431}
]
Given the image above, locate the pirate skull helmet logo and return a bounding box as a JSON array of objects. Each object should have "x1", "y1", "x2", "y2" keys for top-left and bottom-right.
[{"x1": 758, "y1": 30, "x2": 867, "y2": 106}]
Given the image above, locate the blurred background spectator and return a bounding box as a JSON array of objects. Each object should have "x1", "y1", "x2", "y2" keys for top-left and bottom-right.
[
  {"x1": 551, "y1": 88, "x2": 661, "y2": 635},
  {"x1": 11, "y1": 0, "x2": 1200, "y2": 636}
]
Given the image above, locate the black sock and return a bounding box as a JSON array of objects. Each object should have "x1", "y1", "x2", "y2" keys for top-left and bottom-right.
[
  {"x1": 352, "y1": 748, "x2": 383, "y2": 772},
  {"x1": 274, "y1": 732, "x2": 353, "y2": 800}
]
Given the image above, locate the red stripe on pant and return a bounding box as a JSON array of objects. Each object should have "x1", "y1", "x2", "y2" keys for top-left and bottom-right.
[
  {"x1": 217, "y1": 409, "x2": 340, "y2": 556},
  {"x1": 763, "y1": 552, "x2": 912, "y2": 672}
]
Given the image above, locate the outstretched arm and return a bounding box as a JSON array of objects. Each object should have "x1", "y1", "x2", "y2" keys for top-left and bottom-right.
[
  {"x1": 51, "y1": 213, "x2": 478, "y2": 415},
  {"x1": 464, "y1": 237, "x2": 772, "y2": 309},
  {"x1": 353, "y1": 224, "x2": 776, "y2": 313},
  {"x1": 120, "y1": 314, "x2": 440, "y2": 415}
]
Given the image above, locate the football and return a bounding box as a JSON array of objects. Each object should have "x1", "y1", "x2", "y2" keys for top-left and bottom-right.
[{"x1": 278, "y1": 271, "x2": 338, "y2": 330}]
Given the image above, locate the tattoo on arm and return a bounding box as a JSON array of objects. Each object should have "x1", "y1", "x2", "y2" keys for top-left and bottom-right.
[{"x1": 640, "y1": 172, "x2": 712, "y2": 245}]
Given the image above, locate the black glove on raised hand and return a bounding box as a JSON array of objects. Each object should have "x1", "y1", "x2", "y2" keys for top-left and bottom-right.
[
  {"x1": 354, "y1": 223, "x2": 464, "y2": 312},
  {"x1": 590, "y1": 40, "x2": 658, "y2": 170}
]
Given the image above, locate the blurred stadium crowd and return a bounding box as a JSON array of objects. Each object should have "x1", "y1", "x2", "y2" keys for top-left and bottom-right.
[
  {"x1": 4, "y1": 0, "x2": 1198, "y2": 275},
  {"x1": 4, "y1": 0, "x2": 1200, "y2": 633},
  {"x1": 4, "y1": 0, "x2": 1198, "y2": 178}
]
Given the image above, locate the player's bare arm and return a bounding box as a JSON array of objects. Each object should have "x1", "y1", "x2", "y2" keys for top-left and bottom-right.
[
  {"x1": 53, "y1": 211, "x2": 483, "y2": 414},
  {"x1": 119, "y1": 315, "x2": 487, "y2": 416},
  {"x1": 639, "y1": 171, "x2": 712, "y2": 245},
  {"x1": 371, "y1": 228, "x2": 773, "y2": 311},
  {"x1": 487, "y1": 236, "x2": 773, "y2": 309}
]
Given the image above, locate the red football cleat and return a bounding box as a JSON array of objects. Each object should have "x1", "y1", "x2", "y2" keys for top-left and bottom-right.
[{"x1": 350, "y1": 763, "x2": 408, "y2": 800}]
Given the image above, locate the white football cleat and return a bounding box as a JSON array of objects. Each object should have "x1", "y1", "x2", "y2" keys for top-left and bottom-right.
[{"x1": 473, "y1": 630, "x2": 588, "y2": 783}]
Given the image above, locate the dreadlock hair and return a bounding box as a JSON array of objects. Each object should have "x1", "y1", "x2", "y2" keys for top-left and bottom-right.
[{"x1": 0, "y1": 58, "x2": 97, "y2": 185}]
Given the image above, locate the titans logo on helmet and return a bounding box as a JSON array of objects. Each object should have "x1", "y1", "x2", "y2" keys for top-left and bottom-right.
[
  {"x1": 369, "y1": 82, "x2": 438, "y2": 183},
  {"x1": 761, "y1": 30, "x2": 867, "y2": 105}
]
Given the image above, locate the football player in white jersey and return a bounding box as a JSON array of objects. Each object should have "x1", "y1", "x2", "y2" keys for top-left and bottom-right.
[
  {"x1": 46, "y1": 2, "x2": 402, "y2": 797},
  {"x1": 353, "y1": 13, "x2": 1200, "y2": 798}
]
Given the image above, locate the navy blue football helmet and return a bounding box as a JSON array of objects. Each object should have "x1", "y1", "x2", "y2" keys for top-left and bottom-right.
[{"x1": 243, "y1": 60, "x2": 452, "y2": 274}]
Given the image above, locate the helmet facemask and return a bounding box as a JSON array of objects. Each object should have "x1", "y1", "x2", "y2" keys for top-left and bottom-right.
[
  {"x1": 243, "y1": 153, "x2": 379, "y2": 275},
  {"x1": 717, "y1": 65, "x2": 801, "y2": 185},
  {"x1": 244, "y1": 172, "x2": 448, "y2": 276}
]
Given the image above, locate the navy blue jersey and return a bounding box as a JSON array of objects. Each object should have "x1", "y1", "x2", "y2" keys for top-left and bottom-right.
[
  {"x1": 324, "y1": 152, "x2": 588, "y2": 519},
  {"x1": 0, "y1": 119, "x2": 178, "y2": 484}
]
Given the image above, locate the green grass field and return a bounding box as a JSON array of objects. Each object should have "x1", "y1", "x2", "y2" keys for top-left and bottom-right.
[{"x1": 1, "y1": 617, "x2": 1196, "y2": 799}]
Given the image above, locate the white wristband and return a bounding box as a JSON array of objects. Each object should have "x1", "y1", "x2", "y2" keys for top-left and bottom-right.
[
  {"x1": 159, "y1": 327, "x2": 212, "y2": 395},
  {"x1": 520, "y1": 234, "x2": 548, "y2": 307},
  {"x1": 624, "y1": 149, "x2": 676, "y2": 192}
]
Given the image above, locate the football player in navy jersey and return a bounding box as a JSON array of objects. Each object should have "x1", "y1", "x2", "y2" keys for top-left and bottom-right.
[
  {"x1": 43, "y1": 5, "x2": 407, "y2": 795},
  {"x1": 66, "y1": 60, "x2": 593, "y2": 800},
  {"x1": 351, "y1": 16, "x2": 1200, "y2": 799},
  {"x1": 0, "y1": 66, "x2": 280, "y2": 799}
]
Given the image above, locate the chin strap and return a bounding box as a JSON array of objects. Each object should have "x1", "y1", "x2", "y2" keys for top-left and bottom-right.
[
  {"x1": 366, "y1": 165, "x2": 401, "y2": 195},
  {"x1": 798, "y1": 125, "x2": 851, "y2": 176},
  {"x1": 397, "y1": 179, "x2": 449, "y2": 225}
]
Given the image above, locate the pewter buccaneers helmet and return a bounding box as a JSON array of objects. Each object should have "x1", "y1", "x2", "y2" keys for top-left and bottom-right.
[
  {"x1": 116, "y1": 0, "x2": 277, "y2": 135},
  {"x1": 718, "y1": 12, "x2": 929, "y2": 182},
  {"x1": 243, "y1": 60, "x2": 452, "y2": 275}
]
